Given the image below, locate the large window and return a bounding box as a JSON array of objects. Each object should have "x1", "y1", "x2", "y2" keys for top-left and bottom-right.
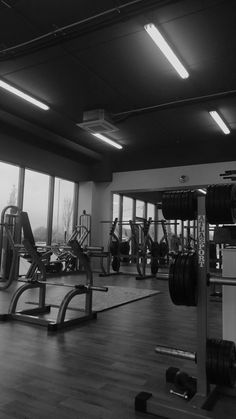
[
  {"x1": 136, "y1": 200, "x2": 145, "y2": 219},
  {"x1": 112, "y1": 193, "x2": 120, "y2": 220},
  {"x1": 122, "y1": 196, "x2": 133, "y2": 240},
  {"x1": 0, "y1": 161, "x2": 19, "y2": 213},
  {"x1": 52, "y1": 178, "x2": 74, "y2": 243},
  {"x1": 147, "y1": 203, "x2": 155, "y2": 240},
  {"x1": 23, "y1": 169, "x2": 50, "y2": 243}
]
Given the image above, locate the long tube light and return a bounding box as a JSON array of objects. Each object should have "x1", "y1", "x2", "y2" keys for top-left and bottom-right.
[
  {"x1": 144, "y1": 23, "x2": 189, "y2": 79},
  {"x1": 198, "y1": 189, "x2": 207, "y2": 195},
  {"x1": 209, "y1": 111, "x2": 230, "y2": 135},
  {"x1": 92, "y1": 133, "x2": 123, "y2": 149},
  {"x1": 0, "y1": 79, "x2": 49, "y2": 110}
]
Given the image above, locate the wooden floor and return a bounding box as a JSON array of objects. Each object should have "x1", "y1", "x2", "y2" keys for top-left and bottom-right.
[{"x1": 0, "y1": 267, "x2": 235, "y2": 419}]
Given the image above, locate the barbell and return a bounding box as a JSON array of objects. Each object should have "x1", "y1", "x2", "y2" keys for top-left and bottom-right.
[
  {"x1": 19, "y1": 279, "x2": 108, "y2": 293},
  {"x1": 155, "y1": 338, "x2": 236, "y2": 388}
]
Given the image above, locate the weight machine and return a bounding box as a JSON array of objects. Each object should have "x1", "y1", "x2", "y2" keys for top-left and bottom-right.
[
  {"x1": 0, "y1": 205, "x2": 22, "y2": 290},
  {"x1": 0, "y1": 237, "x2": 108, "y2": 331},
  {"x1": 135, "y1": 185, "x2": 236, "y2": 418}
]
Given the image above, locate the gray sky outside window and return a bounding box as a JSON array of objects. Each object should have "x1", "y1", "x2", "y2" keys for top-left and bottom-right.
[
  {"x1": 23, "y1": 169, "x2": 49, "y2": 241},
  {"x1": 0, "y1": 162, "x2": 19, "y2": 213},
  {"x1": 52, "y1": 178, "x2": 74, "y2": 243}
]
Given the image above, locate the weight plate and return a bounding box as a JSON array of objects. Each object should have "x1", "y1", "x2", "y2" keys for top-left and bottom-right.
[
  {"x1": 184, "y1": 253, "x2": 197, "y2": 306},
  {"x1": 206, "y1": 185, "x2": 216, "y2": 224},
  {"x1": 112, "y1": 256, "x2": 120, "y2": 272},
  {"x1": 151, "y1": 257, "x2": 159, "y2": 275},
  {"x1": 159, "y1": 242, "x2": 168, "y2": 258},
  {"x1": 231, "y1": 183, "x2": 236, "y2": 223},
  {"x1": 169, "y1": 254, "x2": 179, "y2": 304},
  {"x1": 110, "y1": 241, "x2": 119, "y2": 256},
  {"x1": 206, "y1": 184, "x2": 236, "y2": 224}
]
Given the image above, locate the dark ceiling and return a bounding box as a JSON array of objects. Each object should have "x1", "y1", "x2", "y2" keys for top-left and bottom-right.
[{"x1": 0, "y1": 0, "x2": 235, "y2": 179}]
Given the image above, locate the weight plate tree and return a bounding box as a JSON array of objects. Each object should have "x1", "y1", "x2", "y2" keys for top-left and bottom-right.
[{"x1": 135, "y1": 185, "x2": 236, "y2": 418}]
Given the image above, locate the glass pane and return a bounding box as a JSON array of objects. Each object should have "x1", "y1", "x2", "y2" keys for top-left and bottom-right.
[
  {"x1": 147, "y1": 203, "x2": 155, "y2": 240},
  {"x1": 0, "y1": 161, "x2": 19, "y2": 213},
  {"x1": 112, "y1": 194, "x2": 120, "y2": 220},
  {"x1": 122, "y1": 196, "x2": 133, "y2": 239},
  {"x1": 122, "y1": 197, "x2": 133, "y2": 221},
  {"x1": 52, "y1": 178, "x2": 75, "y2": 243},
  {"x1": 23, "y1": 169, "x2": 49, "y2": 244},
  {"x1": 147, "y1": 203, "x2": 155, "y2": 220},
  {"x1": 136, "y1": 200, "x2": 145, "y2": 219}
]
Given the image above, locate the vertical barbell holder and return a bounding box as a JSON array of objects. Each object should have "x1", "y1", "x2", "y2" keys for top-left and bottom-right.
[{"x1": 195, "y1": 195, "x2": 210, "y2": 403}]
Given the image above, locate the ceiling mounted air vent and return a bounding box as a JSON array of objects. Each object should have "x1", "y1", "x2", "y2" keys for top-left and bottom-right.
[{"x1": 77, "y1": 109, "x2": 118, "y2": 134}]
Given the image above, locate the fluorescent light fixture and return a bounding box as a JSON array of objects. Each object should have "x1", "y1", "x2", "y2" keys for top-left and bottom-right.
[
  {"x1": 144, "y1": 23, "x2": 189, "y2": 79},
  {"x1": 198, "y1": 189, "x2": 207, "y2": 195},
  {"x1": 0, "y1": 79, "x2": 49, "y2": 110},
  {"x1": 209, "y1": 111, "x2": 230, "y2": 135},
  {"x1": 92, "y1": 133, "x2": 123, "y2": 149}
]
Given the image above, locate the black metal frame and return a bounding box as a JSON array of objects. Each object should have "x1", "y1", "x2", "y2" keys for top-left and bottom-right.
[{"x1": 135, "y1": 195, "x2": 236, "y2": 418}]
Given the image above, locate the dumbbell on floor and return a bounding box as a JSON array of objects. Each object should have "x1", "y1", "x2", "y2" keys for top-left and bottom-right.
[{"x1": 155, "y1": 338, "x2": 236, "y2": 388}]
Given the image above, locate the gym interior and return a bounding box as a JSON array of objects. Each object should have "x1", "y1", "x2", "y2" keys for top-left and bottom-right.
[{"x1": 0, "y1": 1, "x2": 236, "y2": 418}]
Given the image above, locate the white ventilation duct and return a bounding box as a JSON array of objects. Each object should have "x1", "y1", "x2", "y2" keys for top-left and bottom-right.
[{"x1": 77, "y1": 109, "x2": 118, "y2": 134}]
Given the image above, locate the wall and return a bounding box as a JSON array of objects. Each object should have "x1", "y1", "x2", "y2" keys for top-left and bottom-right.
[{"x1": 0, "y1": 132, "x2": 90, "y2": 182}]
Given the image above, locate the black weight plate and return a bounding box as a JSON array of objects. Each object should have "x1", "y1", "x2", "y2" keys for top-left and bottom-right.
[
  {"x1": 181, "y1": 253, "x2": 189, "y2": 304},
  {"x1": 120, "y1": 241, "x2": 130, "y2": 255},
  {"x1": 177, "y1": 191, "x2": 184, "y2": 220},
  {"x1": 112, "y1": 256, "x2": 120, "y2": 272},
  {"x1": 151, "y1": 257, "x2": 159, "y2": 275},
  {"x1": 151, "y1": 242, "x2": 160, "y2": 257},
  {"x1": 182, "y1": 191, "x2": 189, "y2": 221},
  {"x1": 169, "y1": 254, "x2": 180, "y2": 304},
  {"x1": 185, "y1": 191, "x2": 191, "y2": 220},
  {"x1": 231, "y1": 183, "x2": 236, "y2": 223},
  {"x1": 218, "y1": 184, "x2": 231, "y2": 224},
  {"x1": 175, "y1": 253, "x2": 187, "y2": 305},
  {"x1": 206, "y1": 339, "x2": 213, "y2": 383},
  {"x1": 169, "y1": 191, "x2": 176, "y2": 220},
  {"x1": 206, "y1": 185, "x2": 216, "y2": 224},
  {"x1": 161, "y1": 192, "x2": 168, "y2": 219},
  {"x1": 173, "y1": 191, "x2": 179, "y2": 220},
  {"x1": 184, "y1": 253, "x2": 197, "y2": 306},
  {"x1": 217, "y1": 339, "x2": 226, "y2": 386},
  {"x1": 224, "y1": 184, "x2": 233, "y2": 223},
  {"x1": 191, "y1": 191, "x2": 198, "y2": 220},
  {"x1": 222, "y1": 340, "x2": 236, "y2": 387},
  {"x1": 173, "y1": 253, "x2": 183, "y2": 304},
  {"x1": 214, "y1": 185, "x2": 223, "y2": 224},
  {"x1": 213, "y1": 339, "x2": 223, "y2": 385},
  {"x1": 110, "y1": 241, "x2": 119, "y2": 256},
  {"x1": 163, "y1": 192, "x2": 174, "y2": 220},
  {"x1": 172, "y1": 191, "x2": 179, "y2": 220},
  {"x1": 159, "y1": 242, "x2": 168, "y2": 258},
  {"x1": 206, "y1": 339, "x2": 219, "y2": 384},
  {"x1": 221, "y1": 340, "x2": 231, "y2": 387},
  {"x1": 179, "y1": 191, "x2": 185, "y2": 220},
  {"x1": 163, "y1": 192, "x2": 170, "y2": 220}
]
